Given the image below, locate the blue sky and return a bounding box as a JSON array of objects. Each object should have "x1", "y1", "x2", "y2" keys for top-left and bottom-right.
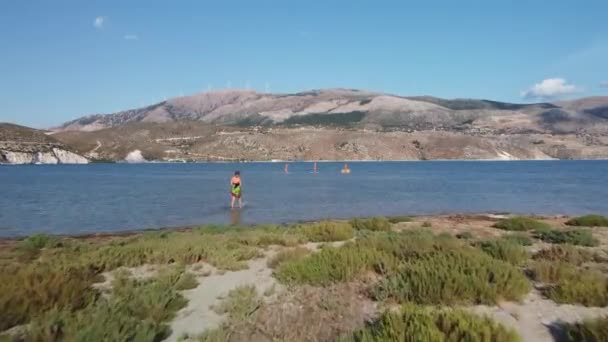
[{"x1": 1, "y1": 0, "x2": 607, "y2": 128}]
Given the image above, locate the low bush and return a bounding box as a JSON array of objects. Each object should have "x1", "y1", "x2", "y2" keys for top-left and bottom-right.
[
  {"x1": 0, "y1": 264, "x2": 99, "y2": 331},
  {"x1": 267, "y1": 247, "x2": 310, "y2": 269},
  {"x1": 566, "y1": 214, "x2": 608, "y2": 227},
  {"x1": 560, "y1": 317, "x2": 608, "y2": 341},
  {"x1": 536, "y1": 229, "x2": 599, "y2": 247},
  {"x1": 528, "y1": 261, "x2": 577, "y2": 283},
  {"x1": 493, "y1": 217, "x2": 551, "y2": 232},
  {"x1": 212, "y1": 285, "x2": 261, "y2": 322},
  {"x1": 478, "y1": 239, "x2": 528, "y2": 266},
  {"x1": 349, "y1": 217, "x2": 391, "y2": 231},
  {"x1": 421, "y1": 221, "x2": 432, "y2": 228},
  {"x1": 275, "y1": 243, "x2": 392, "y2": 286},
  {"x1": 372, "y1": 249, "x2": 531, "y2": 305},
  {"x1": 386, "y1": 216, "x2": 413, "y2": 224},
  {"x1": 300, "y1": 221, "x2": 354, "y2": 242},
  {"x1": 174, "y1": 272, "x2": 199, "y2": 291},
  {"x1": 543, "y1": 269, "x2": 608, "y2": 307},
  {"x1": 25, "y1": 269, "x2": 188, "y2": 341},
  {"x1": 345, "y1": 305, "x2": 520, "y2": 341},
  {"x1": 532, "y1": 245, "x2": 594, "y2": 265},
  {"x1": 501, "y1": 233, "x2": 533, "y2": 246}
]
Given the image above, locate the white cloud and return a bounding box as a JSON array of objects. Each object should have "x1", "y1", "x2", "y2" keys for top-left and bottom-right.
[
  {"x1": 521, "y1": 78, "x2": 583, "y2": 99},
  {"x1": 124, "y1": 34, "x2": 138, "y2": 40},
  {"x1": 93, "y1": 16, "x2": 105, "y2": 29},
  {"x1": 600, "y1": 81, "x2": 608, "y2": 88}
]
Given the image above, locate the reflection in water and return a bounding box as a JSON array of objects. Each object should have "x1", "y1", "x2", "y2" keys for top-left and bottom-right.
[{"x1": 229, "y1": 208, "x2": 242, "y2": 225}]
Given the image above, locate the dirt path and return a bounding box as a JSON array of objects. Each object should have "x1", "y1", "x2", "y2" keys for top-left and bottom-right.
[
  {"x1": 165, "y1": 257, "x2": 279, "y2": 342},
  {"x1": 469, "y1": 290, "x2": 608, "y2": 342}
]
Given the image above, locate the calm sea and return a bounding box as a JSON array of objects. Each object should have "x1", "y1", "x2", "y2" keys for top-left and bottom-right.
[{"x1": 1, "y1": 161, "x2": 607, "y2": 237}]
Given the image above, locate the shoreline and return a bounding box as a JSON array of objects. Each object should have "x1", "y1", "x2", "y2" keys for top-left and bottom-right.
[
  {"x1": 3, "y1": 158, "x2": 608, "y2": 166},
  {"x1": 0, "y1": 212, "x2": 574, "y2": 242}
]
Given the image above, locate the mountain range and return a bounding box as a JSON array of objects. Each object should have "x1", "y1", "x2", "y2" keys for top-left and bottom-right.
[{"x1": 2, "y1": 89, "x2": 608, "y2": 163}]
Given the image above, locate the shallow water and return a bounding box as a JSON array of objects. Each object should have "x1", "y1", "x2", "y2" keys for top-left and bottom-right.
[{"x1": 1, "y1": 161, "x2": 608, "y2": 237}]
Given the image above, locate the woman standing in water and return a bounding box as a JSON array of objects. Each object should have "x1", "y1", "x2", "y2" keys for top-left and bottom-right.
[{"x1": 230, "y1": 171, "x2": 242, "y2": 209}]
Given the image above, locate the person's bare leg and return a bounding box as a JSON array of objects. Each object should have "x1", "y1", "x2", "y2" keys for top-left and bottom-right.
[
  {"x1": 231, "y1": 196, "x2": 235, "y2": 208},
  {"x1": 238, "y1": 197, "x2": 243, "y2": 208}
]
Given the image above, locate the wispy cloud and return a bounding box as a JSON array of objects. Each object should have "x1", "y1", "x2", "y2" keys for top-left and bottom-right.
[
  {"x1": 600, "y1": 81, "x2": 608, "y2": 88},
  {"x1": 521, "y1": 78, "x2": 583, "y2": 99},
  {"x1": 93, "y1": 16, "x2": 106, "y2": 29},
  {"x1": 124, "y1": 34, "x2": 138, "y2": 40}
]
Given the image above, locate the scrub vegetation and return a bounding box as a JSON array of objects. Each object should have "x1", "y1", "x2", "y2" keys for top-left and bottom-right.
[{"x1": 1, "y1": 214, "x2": 607, "y2": 341}]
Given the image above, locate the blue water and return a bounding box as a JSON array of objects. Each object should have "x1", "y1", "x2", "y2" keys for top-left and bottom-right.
[{"x1": 1, "y1": 161, "x2": 608, "y2": 237}]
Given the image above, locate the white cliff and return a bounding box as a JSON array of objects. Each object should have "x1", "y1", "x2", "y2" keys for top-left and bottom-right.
[{"x1": 0, "y1": 148, "x2": 88, "y2": 165}]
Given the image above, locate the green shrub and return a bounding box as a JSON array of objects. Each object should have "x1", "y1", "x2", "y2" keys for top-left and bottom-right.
[
  {"x1": 566, "y1": 214, "x2": 608, "y2": 227},
  {"x1": 275, "y1": 243, "x2": 393, "y2": 286},
  {"x1": 174, "y1": 272, "x2": 199, "y2": 291},
  {"x1": 350, "y1": 217, "x2": 391, "y2": 231},
  {"x1": 346, "y1": 305, "x2": 520, "y2": 341},
  {"x1": 213, "y1": 285, "x2": 261, "y2": 322},
  {"x1": 387, "y1": 216, "x2": 413, "y2": 224},
  {"x1": 421, "y1": 221, "x2": 433, "y2": 228},
  {"x1": 267, "y1": 247, "x2": 310, "y2": 269},
  {"x1": 25, "y1": 270, "x2": 188, "y2": 341},
  {"x1": 478, "y1": 239, "x2": 528, "y2": 266},
  {"x1": 561, "y1": 317, "x2": 608, "y2": 342},
  {"x1": 543, "y1": 269, "x2": 608, "y2": 306},
  {"x1": 501, "y1": 233, "x2": 533, "y2": 246},
  {"x1": 536, "y1": 229, "x2": 599, "y2": 247},
  {"x1": 493, "y1": 217, "x2": 551, "y2": 231},
  {"x1": 300, "y1": 221, "x2": 354, "y2": 242},
  {"x1": 0, "y1": 264, "x2": 99, "y2": 330},
  {"x1": 372, "y1": 249, "x2": 531, "y2": 305},
  {"x1": 533, "y1": 245, "x2": 594, "y2": 265},
  {"x1": 528, "y1": 261, "x2": 577, "y2": 283},
  {"x1": 20, "y1": 234, "x2": 57, "y2": 250}
]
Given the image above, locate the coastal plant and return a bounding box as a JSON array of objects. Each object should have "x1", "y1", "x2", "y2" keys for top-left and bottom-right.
[
  {"x1": 344, "y1": 304, "x2": 520, "y2": 342},
  {"x1": 25, "y1": 269, "x2": 188, "y2": 341},
  {"x1": 267, "y1": 247, "x2": 310, "y2": 269},
  {"x1": 542, "y1": 269, "x2": 608, "y2": 306},
  {"x1": 212, "y1": 285, "x2": 261, "y2": 322},
  {"x1": 349, "y1": 217, "x2": 391, "y2": 231},
  {"x1": 478, "y1": 239, "x2": 529, "y2": 266},
  {"x1": 535, "y1": 229, "x2": 599, "y2": 247},
  {"x1": 372, "y1": 249, "x2": 531, "y2": 305},
  {"x1": 275, "y1": 242, "x2": 392, "y2": 286},
  {"x1": 386, "y1": 216, "x2": 413, "y2": 224},
  {"x1": 493, "y1": 217, "x2": 551, "y2": 232},
  {"x1": 300, "y1": 221, "x2": 354, "y2": 242},
  {"x1": 528, "y1": 261, "x2": 577, "y2": 283},
  {"x1": 0, "y1": 263, "x2": 99, "y2": 330},
  {"x1": 532, "y1": 245, "x2": 594, "y2": 265},
  {"x1": 565, "y1": 214, "x2": 608, "y2": 227},
  {"x1": 560, "y1": 317, "x2": 608, "y2": 341},
  {"x1": 501, "y1": 233, "x2": 533, "y2": 246}
]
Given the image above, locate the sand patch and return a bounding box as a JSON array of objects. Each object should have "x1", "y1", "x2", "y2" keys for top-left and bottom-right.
[
  {"x1": 165, "y1": 257, "x2": 280, "y2": 341},
  {"x1": 469, "y1": 289, "x2": 608, "y2": 342}
]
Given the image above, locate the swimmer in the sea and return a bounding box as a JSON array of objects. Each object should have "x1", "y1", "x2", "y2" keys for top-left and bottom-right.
[{"x1": 230, "y1": 171, "x2": 242, "y2": 209}]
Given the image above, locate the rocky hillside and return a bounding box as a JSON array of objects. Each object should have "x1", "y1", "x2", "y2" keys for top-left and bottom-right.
[
  {"x1": 46, "y1": 90, "x2": 608, "y2": 162},
  {"x1": 0, "y1": 123, "x2": 88, "y2": 164},
  {"x1": 56, "y1": 89, "x2": 608, "y2": 135}
]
